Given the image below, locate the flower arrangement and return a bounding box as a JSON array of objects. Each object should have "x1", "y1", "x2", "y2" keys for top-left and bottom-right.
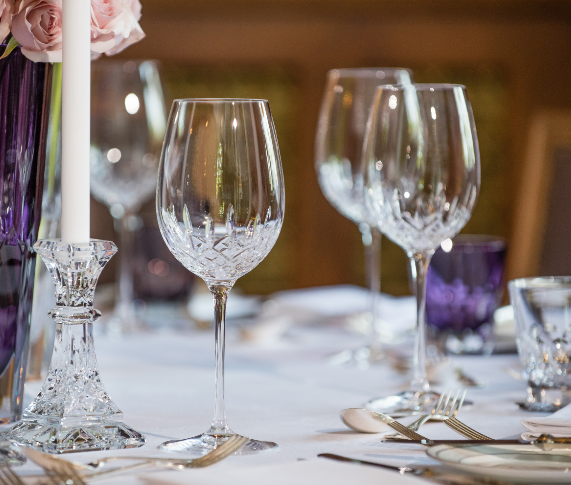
[{"x1": 0, "y1": 0, "x2": 144, "y2": 62}]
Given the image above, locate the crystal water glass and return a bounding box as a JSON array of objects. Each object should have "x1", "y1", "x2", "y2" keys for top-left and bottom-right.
[
  {"x1": 510, "y1": 277, "x2": 571, "y2": 412},
  {"x1": 315, "y1": 68, "x2": 413, "y2": 365},
  {"x1": 157, "y1": 99, "x2": 285, "y2": 454},
  {"x1": 426, "y1": 235, "x2": 506, "y2": 354},
  {"x1": 362, "y1": 84, "x2": 480, "y2": 414},
  {"x1": 90, "y1": 59, "x2": 167, "y2": 332}
]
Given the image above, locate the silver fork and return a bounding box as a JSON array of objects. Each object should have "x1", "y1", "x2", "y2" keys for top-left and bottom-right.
[
  {"x1": 0, "y1": 466, "x2": 25, "y2": 485},
  {"x1": 409, "y1": 389, "x2": 492, "y2": 440},
  {"x1": 24, "y1": 435, "x2": 249, "y2": 483},
  {"x1": 83, "y1": 434, "x2": 249, "y2": 472},
  {"x1": 407, "y1": 389, "x2": 464, "y2": 432},
  {"x1": 21, "y1": 448, "x2": 87, "y2": 485}
]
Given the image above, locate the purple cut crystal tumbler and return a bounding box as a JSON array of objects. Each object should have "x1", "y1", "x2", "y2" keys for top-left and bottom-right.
[
  {"x1": 0, "y1": 46, "x2": 52, "y2": 423},
  {"x1": 425, "y1": 235, "x2": 507, "y2": 354}
]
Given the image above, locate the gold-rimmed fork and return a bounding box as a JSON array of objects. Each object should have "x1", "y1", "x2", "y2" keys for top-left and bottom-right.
[
  {"x1": 23, "y1": 434, "x2": 249, "y2": 483},
  {"x1": 406, "y1": 389, "x2": 465, "y2": 432},
  {"x1": 84, "y1": 434, "x2": 249, "y2": 471},
  {"x1": 409, "y1": 389, "x2": 492, "y2": 440},
  {"x1": 0, "y1": 466, "x2": 25, "y2": 485}
]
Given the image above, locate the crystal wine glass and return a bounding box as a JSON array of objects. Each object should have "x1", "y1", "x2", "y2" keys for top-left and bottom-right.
[
  {"x1": 315, "y1": 68, "x2": 413, "y2": 365},
  {"x1": 90, "y1": 59, "x2": 167, "y2": 332},
  {"x1": 362, "y1": 84, "x2": 480, "y2": 414},
  {"x1": 157, "y1": 99, "x2": 285, "y2": 454}
]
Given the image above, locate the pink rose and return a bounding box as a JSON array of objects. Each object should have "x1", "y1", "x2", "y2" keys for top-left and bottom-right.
[
  {"x1": 0, "y1": 0, "x2": 14, "y2": 44},
  {"x1": 11, "y1": 0, "x2": 62, "y2": 62},
  {"x1": 91, "y1": 0, "x2": 144, "y2": 56},
  {"x1": 130, "y1": 0, "x2": 141, "y2": 21}
]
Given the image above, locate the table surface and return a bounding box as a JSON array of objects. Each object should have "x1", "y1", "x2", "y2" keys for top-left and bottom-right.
[{"x1": 10, "y1": 286, "x2": 535, "y2": 484}]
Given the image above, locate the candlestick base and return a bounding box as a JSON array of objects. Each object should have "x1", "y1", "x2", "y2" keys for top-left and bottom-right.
[{"x1": 1, "y1": 240, "x2": 145, "y2": 453}]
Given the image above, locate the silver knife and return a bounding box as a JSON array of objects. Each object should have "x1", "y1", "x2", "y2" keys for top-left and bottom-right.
[
  {"x1": 318, "y1": 453, "x2": 420, "y2": 475},
  {"x1": 382, "y1": 438, "x2": 522, "y2": 446}
]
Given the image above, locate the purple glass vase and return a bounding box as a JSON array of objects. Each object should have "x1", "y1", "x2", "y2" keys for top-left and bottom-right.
[
  {"x1": 426, "y1": 235, "x2": 507, "y2": 354},
  {"x1": 0, "y1": 45, "x2": 51, "y2": 423}
]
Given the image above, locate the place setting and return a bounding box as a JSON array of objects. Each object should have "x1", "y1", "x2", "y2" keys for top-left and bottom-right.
[{"x1": 0, "y1": 1, "x2": 570, "y2": 484}]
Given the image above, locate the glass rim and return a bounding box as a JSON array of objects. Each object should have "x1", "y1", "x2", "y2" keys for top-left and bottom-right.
[
  {"x1": 509, "y1": 276, "x2": 571, "y2": 289},
  {"x1": 172, "y1": 98, "x2": 269, "y2": 104},
  {"x1": 445, "y1": 234, "x2": 506, "y2": 250},
  {"x1": 376, "y1": 83, "x2": 467, "y2": 90},
  {"x1": 327, "y1": 67, "x2": 413, "y2": 77}
]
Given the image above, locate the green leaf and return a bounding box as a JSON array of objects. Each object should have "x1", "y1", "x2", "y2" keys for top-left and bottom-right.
[{"x1": 0, "y1": 37, "x2": 19, "y2": 60}]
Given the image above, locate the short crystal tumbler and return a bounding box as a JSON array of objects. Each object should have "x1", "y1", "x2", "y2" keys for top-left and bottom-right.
[
  {"x1": 426, "y1": 235, "x2": 507, "y2": 354},
  {"x1": 510, "y1": 277, "x2": 571, "y2": 412}
]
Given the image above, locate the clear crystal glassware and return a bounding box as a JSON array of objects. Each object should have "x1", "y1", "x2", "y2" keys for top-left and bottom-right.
[
  {"x1": 1, "y1": 240, "x2": 145, "y2": 452},
  {"x1": 315, "y1": 68, "x2": 413, "y2": 365},
  {"x1": 362, "y1": 84, "x2": 480, "y2": 414},
  {"x1": 157, "y1": 99, "x2": 285, "y2": 454},
  {"x1": 510, "y1": 277, "x2": 571, "y2": 412},
  {"x1": 90, "y1": 60, "x2": 167, "y2": 332}
]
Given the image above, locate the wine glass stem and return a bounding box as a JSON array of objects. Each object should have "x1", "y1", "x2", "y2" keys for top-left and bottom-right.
[
  {"x1": 209, "y1": 283, "x2": 233, "y2": 434},
  {"x1": 361, "y1": 224, "x2": 382, "y2": 344},
  {"x1": 114, "y1": 214, "x2": 134, "y2": 322},
  {"x1": 409, "y1": 251, "x2": 434, "y2": 392}
]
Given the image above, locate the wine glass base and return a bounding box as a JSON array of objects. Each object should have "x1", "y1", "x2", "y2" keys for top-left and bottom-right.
[
  {"x1": 327, "y1": 344, "x2": 385, "y2": 368},
  {"x1": 365, "y1": 390, "x2": 441, "y2": 416},
  {"x1": 159, "y1": 433, "x2": 278, "y2": 456}
]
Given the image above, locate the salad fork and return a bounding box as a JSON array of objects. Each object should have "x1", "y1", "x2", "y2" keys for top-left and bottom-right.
[
  {"x1": 407, "y1": 389, "x2": 465, "y2": 432},
  {"x1": 408, "y1": 389, "x2": 492, "y2": 440},
  {"x1": 23, "y1": 434, "x2": 248, "y2": 483},
  {"x1": 0, "y1": 466, "x2": 25, "y2": 485}
]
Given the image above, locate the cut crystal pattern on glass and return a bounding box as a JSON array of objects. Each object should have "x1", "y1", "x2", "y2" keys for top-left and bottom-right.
[
  {"x1": 1, "y1": 240, "x2": 145, "y2": 453},
  {"x1": 511, "y1": 277, "x2": 571, "y2": 412},
  {"x1": 160, "y1": 204, "x2": 282, "y2": 282}
]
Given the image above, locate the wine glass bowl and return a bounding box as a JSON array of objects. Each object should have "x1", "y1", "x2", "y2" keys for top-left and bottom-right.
[
  {"x1": 91, "y1": 60, "x2": 166, "y2": 213},
  {"x1": 364, "y1": 84, "x2": 479, "y2": 255},
  {"x1": 316, "y1": 68, "x2": 413, "y2": 225},
  {"x1": 157, "y1": 99, "x2": 284, "y2": 454},
  {"x1": 158, "y1": 100, "x2": 283, "y2": 284},
  {"x1": 363, "y1": 84, "x2": 480, "y2": 414}
]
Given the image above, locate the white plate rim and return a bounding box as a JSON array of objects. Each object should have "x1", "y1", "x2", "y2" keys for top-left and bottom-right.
[{"x1": 427, "y1": 444, "x2": 571, "y2": 484}]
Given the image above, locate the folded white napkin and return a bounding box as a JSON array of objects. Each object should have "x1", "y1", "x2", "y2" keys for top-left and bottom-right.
[
  {"x1": 521, "y1": 403, "x2": 571, "y2": 440},
  {"x1": 138, "y1": 458, "x2": 427, "y2": 485}
]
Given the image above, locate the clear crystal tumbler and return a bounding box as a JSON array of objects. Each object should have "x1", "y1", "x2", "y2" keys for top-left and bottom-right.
[{"x1": 510, "y1": 277, "x2": 571, "y2": 412}]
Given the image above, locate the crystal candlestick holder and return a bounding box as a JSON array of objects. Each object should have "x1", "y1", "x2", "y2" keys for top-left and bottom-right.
[{"x1": 1, "y1": 240, "x2": 145, "y2": 453}]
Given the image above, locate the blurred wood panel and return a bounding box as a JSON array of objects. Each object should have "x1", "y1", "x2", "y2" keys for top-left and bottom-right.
[
  {"x1": 508, "y1": 112, "x2": 571, "y2": 279},
  {"x1": 98, "y1": 0, "x2": 571, "y2": 294}
]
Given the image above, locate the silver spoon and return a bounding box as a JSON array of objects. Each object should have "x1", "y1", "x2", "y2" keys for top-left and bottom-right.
[{"x1": 340, "y1": 408, "x2": 434, "y2": 434}]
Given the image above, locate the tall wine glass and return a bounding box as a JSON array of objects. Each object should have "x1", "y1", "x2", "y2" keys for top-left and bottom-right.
[
  {"x1": 157, "y1": 99, "x2": 285, "y2": 454},
  {"x1": 362, "y1": 84, "x2": 480, "y2": 414},
  {"x1": 90, "y1": 60, "x2": 167, "y2": 332},
  {"x1": 315, "y1": 68, "x2": 413, "y2": 365}
]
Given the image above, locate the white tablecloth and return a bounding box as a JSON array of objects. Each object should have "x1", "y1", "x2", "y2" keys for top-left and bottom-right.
[{"x1": 13, "y1": 286, "x2": 532, "y2": 484}]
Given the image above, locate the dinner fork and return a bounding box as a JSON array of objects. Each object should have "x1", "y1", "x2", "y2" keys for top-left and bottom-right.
[
  {"x1": 84, "y1": 434, "x2": 249, "y2": 471},
  {"x1": 409, "y1": 389, "x2": 492, "y2": 440},
  {"x1": 407, "y1": 389, "x2": 464, "y2": 432},
  {"x1": 24, "y1": 434, "x2": 248, "y2": 483},
  {"x1": 0, "y1": 466, "x2": 25, "y2": 485}
]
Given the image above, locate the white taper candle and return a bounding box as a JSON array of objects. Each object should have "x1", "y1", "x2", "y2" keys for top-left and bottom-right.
[{"x1": 61, "y1": 0, "x2": 91, "y2": 243}]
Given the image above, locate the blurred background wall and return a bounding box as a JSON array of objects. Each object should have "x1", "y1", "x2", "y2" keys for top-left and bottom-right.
[{"x1": 91, "y1": 0, "x2": 571, "y2": 296}]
